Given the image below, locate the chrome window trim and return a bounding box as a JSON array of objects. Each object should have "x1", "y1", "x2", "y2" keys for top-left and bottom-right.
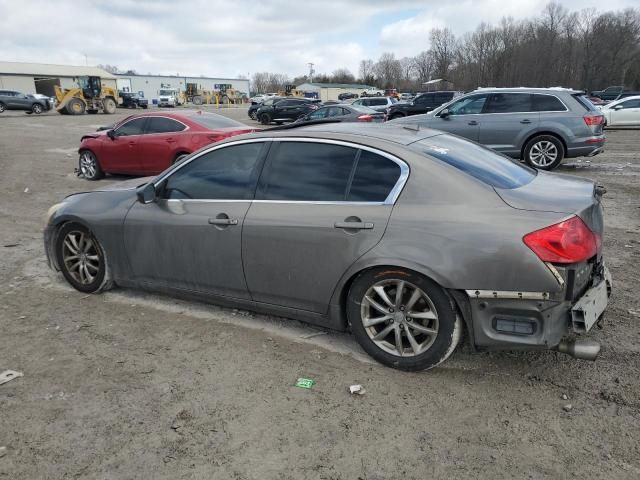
[
  {"x1": 434, "y1": 92, "x2": 569, "y2": 116},
  {"x1": 143, "y1": 115, "x2": 190, "y2": 135},
  {"x1": 154, "y1": 136, "x2": 410, "y2": 206}
]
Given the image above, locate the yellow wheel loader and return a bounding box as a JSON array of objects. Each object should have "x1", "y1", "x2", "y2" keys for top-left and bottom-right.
[{"x1": 54, "y1": 76, "x2": 118, "y2": 115}]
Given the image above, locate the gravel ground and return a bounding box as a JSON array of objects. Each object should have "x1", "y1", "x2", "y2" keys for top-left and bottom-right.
[{"x1": 0, "y1": 107, "x2": 639, "y2": 479}]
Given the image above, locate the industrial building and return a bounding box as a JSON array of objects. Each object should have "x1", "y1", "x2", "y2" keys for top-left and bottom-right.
[
  {"x1": 115, "y1": 74, "x2": 249, "y2": 104},
  {"x1": 296, "y1": 82, "x2": 375, "y2": 101},
  {"x1": 0, "y1": 61, "x2": 250, "y2": 104},
  {"x1": 0, "y1": 61, "x2": 116, "y2": 97}
]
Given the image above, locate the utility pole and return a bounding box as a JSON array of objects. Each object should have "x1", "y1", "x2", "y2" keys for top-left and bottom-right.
[{"x1": 307, "y1": 62, "x2": 315, "y2": 83}]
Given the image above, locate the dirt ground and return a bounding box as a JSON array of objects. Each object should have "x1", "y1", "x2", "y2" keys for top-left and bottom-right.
[{"x1": 0, "y1": 107, "x2": 639, "y2": 479}]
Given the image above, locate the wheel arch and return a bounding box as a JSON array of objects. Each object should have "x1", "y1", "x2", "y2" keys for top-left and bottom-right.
[
  {"x1": 520, "y1": 130, "x2": 567, "y2": 159},
  {"x1": 78, "y1": 147, "x2": 104, "y2": 170}
]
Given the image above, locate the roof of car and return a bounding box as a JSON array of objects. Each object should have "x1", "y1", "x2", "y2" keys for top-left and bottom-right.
[
  {"x1": 246, "y1": 122, "x2": 444, "y2": 146},
  {"x1": 473, "y1": 87, "x2": 583, "y2": 94}
]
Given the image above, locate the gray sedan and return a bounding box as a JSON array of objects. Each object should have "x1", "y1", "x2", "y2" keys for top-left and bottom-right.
[
  {"x1": 297, "y1": 104, "x2": 385, "y2": 123},
  {"x1": 44, "y1": 124, "x2": 611, "y2": 370}
]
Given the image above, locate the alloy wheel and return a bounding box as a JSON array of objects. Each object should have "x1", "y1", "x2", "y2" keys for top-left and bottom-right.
[
  {"x1": 61, "y1": 230, "x2": 101, "y2": 285},
  {"x1": 360, "y1": 279, "x2": 439, "y2": 357},
  {"x1": 529, "y1": 141, "x2": 558, "y2": 168},
  {"x1": 79, "y1": 151, "x2": 97, "y2": 178}
]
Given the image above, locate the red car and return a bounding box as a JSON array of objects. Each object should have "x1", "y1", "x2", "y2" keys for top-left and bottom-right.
[{"x1": 78, "y1": 110, "x2": 254, "y2": 180}]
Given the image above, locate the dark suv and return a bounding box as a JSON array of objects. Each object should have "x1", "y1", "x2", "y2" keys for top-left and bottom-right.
[
  {"x1": 393, "y1": 88, "x2": 605, "y2": 170},
  {"x1": 386, "y1": 91, "x2": 457, "y2": 120},
  {"x1": 256, "y1": 98, "x2": 320, "y2": 125},
  {"x1": 0, "y1": 90, "x2": 51, "y2": 114}
]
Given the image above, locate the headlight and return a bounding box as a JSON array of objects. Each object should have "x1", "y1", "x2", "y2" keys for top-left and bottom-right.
[{"x1": 45, "y1": 202, "x2": 64, "y2": 226}]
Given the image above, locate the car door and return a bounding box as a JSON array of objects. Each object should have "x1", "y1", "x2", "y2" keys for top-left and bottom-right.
[
  {"x1": 242, "y1": 140, "x2": 406, "y2": 314},
  {"x1": 305, "y1": 107, "x2": 329, "y2": 121},
  {"x1": 609, "y1": 98, "x2": 640, "y2": 126},
  {"x1": 137, "y1": 116, "x2": 188, "y2": 174},
  {"x1": 429, "y1": 93, "x2": 489, "y2": 142},
  {"x1": 102, "y1": 117, "x2": 148, "y2": 173},
  {"x1": 122, "y1": 140, "x2": 269, "y2": 298},
  {"x1": 478, "y1": 93, "x2": 540, "y2": 155}
]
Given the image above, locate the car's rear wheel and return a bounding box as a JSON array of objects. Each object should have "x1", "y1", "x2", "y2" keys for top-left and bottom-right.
[
  {"x1": 0, "y1": 101, "x2": 5, "y2": 113},
  {"x1": 55, "y1": 223, "x2": 112, "y2": 293},
  {"x1": 348, "y1": 267, "x2": 462, "y2": 371},
  {"x1": 32, "y1": 103, "x2": 43, "y2": 114},
  {"x1": 173, "y1": 152, "x2": 189, "y2": 164},
  {"x1": 79, "y1": 150, "x2": 104, "y2": 180},
  {"x1": 524, "y1": 135, "x2": 564, "y2": 170},
  {"x1": 260, "y1": 113, "x2": 272, "y2": 125}
]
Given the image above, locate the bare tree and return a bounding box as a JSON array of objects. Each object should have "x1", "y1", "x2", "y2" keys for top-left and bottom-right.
[
  {"x1": 412, "y1": 51, "x2": 433, "y2": 83},
  {"x1": 97, "y1": 64, "x2": 120, "y2": 74},
  {"x1": 374, "y1": 52, "x2": 402, "y2": 88},
  {"x1": 430, "y1": 27, "x2": 457, "y2": 78},
  {"x1": 331, "y1": 68, "x2": 355, "y2": 83},
  {"x1": 359, "y1": 59, "x2": 375, "y2": 85}
]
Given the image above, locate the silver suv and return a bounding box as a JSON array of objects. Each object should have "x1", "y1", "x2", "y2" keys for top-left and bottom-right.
[
  {"x1": 393, "y1": 88, "x2": 605, "y2": 170},
  {"x1": 351, "y1": 96, "x2": 397, "y2": 112}
]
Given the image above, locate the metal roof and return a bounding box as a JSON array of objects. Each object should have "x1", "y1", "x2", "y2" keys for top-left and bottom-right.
[
  {"x1": 0, "y1": 61, "x2": 116, "y2": 79},
  {"x1": 298, "y1": 82, "x2": 375, "y2": 89}
]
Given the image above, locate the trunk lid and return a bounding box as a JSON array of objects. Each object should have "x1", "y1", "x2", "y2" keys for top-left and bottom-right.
[{"x1": 495, "y1": 171, "x2": 604, "y2": 236}]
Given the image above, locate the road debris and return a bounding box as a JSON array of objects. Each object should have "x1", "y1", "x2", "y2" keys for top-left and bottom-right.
[
  {"x1": 563, "y1": 404, "x2": 573, "y2": 412},
  {"x1": 561, "y1": 394, "x2": 569, "y2": 400},
  {"x1": 294, "y1": 378, "x2": 315, "y2": 389},
  {"x1": 349, "y1": 384, "x2": 366, "y2": 395},
  {"x1": 3, "y1": 244, "x2": 20, "y2": 248},
  {"x1": 0, "y1": 446, "x2": 6, "y2": 458},
  {"x1": 301, "y1": 331, "x2": 328, "y2": 339},
  {"x1": 0, "y1": 370, "x2": 23, "y2": 385}
]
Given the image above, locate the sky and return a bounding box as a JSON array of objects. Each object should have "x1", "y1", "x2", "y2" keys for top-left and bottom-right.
[{"x1": 0, "y1": 0, "x2": 637, "y2": 80}]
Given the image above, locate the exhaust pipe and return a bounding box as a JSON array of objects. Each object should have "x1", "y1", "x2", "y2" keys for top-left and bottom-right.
[{"x1": 556, "y1": 339, "x2": 601, "y2": 361}]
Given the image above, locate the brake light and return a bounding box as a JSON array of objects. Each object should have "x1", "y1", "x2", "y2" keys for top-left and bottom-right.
[
  {"x1": 357, "y1": 114, "x2": 373, "y2": 122},
  {"x1": 583, "y1": 114, "x2": 604, "y2": 126},
  {"x1": 523, "y1": 216, "x2": 598, "y2": 264}
]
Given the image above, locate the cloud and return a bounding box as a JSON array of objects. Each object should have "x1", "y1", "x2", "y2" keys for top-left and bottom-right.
[{"x1": 0, "y1": 0, "x2": 637, "y2": 78}]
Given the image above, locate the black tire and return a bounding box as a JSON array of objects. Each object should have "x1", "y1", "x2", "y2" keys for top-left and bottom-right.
[
  {"x1": 249, "y1": 111, "x2": 257, "y2": 120},
  {"x1": 259, "y1": 113, "x2": 271, "y2": 125},
  {"x1": 55, "y1": 223, "x2": 112, "y2": 294},
  {"x1": 103, "y1": 97, "x2": 116, "y2": 114},
  {"x1": 67, "y1": 97, "x2": 86, "y2": 115},
  {"x1": 376, "y1": 92, "x2": 382, "y2": 96},
  {"x1": 347, "y1": 267, "x2": 462, "y2": 371},
  {"x1": 79, "y1": 150, "x2": 104, "y2": 180},
  {"x1": 0, "y1": 101, "x2": 5, "y2": 113},
  {"x1": 523, "y1": 135, "x2": 564, "y2": 170},
  {"x1": 31, "y1": 103, "x2": 43, "y2": 114},
  {"x1": 142, "y1": 105, "x2": 148, "y2": 109},
  {"x1": 193, "y1": 96, "x2": 203, "y2": 106}
]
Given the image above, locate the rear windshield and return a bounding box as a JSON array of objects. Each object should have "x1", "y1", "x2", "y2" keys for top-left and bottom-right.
[
  {"x1": 573, "y1": 94, "x2": 598, "y2": 112},
  {"x1": 411, "y1": 135, "x2": 536, "y2": 189},
  {"x1": 187, "y1": 112, "x2": 246, "y2": 130}
]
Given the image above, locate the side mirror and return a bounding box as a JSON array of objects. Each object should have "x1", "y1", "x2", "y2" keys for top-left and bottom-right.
[
  {"x1": 439, "y1": 108, "x2": 450, "y2": 118},
  {"x1": 107, "y1": 129, "x2": 116, "y2": 140},
  {"x1": 136, "y1": 183, "x2": 156, "y2": 204}
]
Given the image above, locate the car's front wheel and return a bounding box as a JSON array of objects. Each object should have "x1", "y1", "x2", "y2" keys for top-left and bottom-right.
[
  {"x1": 79, "y1": 150, "x2": 104, "y2": 180},
  {"x1": 348, "y1": 267, "x2": 462, "y2": 371},
  {"x1": 55, "y1": 223, "x2": 112, "y2": 293},
  {"x1": 32, "y1": 103, "x2": 43, "y2": 114},
  {"x1": 524, "y1": 135, "x2": 564, "y2": 170},
  {"x1": 0, "y1": 101, "x2": 5, "y2": 113}
]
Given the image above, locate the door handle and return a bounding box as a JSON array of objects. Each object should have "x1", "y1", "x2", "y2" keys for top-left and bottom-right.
[
  {"x1": 208, "y1": 218, "x2": 238, "y2": 226},
  {"x1": 334, "y1": 221, "x2": 374, "y2": 230},
  {"x1": 468, "y1": 120, "x2": 478, "y2": 126},
  {"x1": 165, "y1": 137, "x2": 176, "y2": 143},
  {"x1": 520, "y1": 119, "x2": 531, "y2": 124},
  {"x1": 128, "y1": 141, "x2": 136, "y2": 146}
]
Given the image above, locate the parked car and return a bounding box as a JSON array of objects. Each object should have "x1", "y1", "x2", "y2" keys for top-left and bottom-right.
[
  {"x1": 386, "y1": 91, "x2": 458, "y2": 120},
  {"x1": 591, "y1": 85, "x2": 640, "y2": 102},
  {"x1": 392, "y1": 88, "x2": 605, "y2": 170},
  {"x1": 256, "y1": 97, "x2": 320, "y2": 125},
  {"x1": 599, "y1": 95, "x2": 640, "y2": 127},
  {"x1": 248, "y1": 96, "x2": 283, "y2": 120},
  {"x1": 296, "y1": 104, "x2": 385, "y2": 123},
  {"x1": 338, "y1": 92, "x2": 358, "y2": 101},
  {"x1": 399, "y1": 92, "x2": 414, "y2": 101},
  {"x1": 77, "y1": 110, "x2": 254, "y2": 179},
  {"x1": 0, "y1": 90, "x2": 51, "y2": 114},
  {"x1": 119, "y1": 92, "x2": 149, "y2": 109},
  {"x1": 250, "y1": 94, "x2": 267, "y2": 103},
  {"x1": 351, "y1": 96, "x2": 397, "y2": 112},
  {"x1": 361, "y1": 88, "x2": 385, "y2": 97},
  {"x1": 45, "y1": 122, "x2": 611, "y2": 371}
]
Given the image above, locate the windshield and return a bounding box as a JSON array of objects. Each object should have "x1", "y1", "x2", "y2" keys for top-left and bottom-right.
[
  {"x1": 159, "y1": 90, "x2": 175, "y2": 96},
  {"x1": 187, "y1": 112, "x2": 247, "y2": 130},
  {"x1": 411, "y1": 135, "x2": 536, "y2": 189}
]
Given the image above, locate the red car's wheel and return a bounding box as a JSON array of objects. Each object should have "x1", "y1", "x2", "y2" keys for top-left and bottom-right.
[{"x1": 79, "y1": 150, "x2": 104, "y2": 180}]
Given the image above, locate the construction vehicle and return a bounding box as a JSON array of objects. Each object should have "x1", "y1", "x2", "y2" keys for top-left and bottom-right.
[
  {"x1": 54, "y1": 76, "x2": 118, "y2": 115},
  {"x1": 185, "y1": 83, "x2": 215, "y2": 105},
  {"x1": 276, "y1": 84, "x2": 304, "y2": 98}
]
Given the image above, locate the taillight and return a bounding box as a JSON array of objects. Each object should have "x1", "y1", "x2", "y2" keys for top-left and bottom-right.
[
  {"x1": 583, "y1": 114, "x2": 604, "y2": 126},
  {"x1": 523, "y1": 216, "x2": 598, "y2": 264},
  {"x1": 357, "y1": 114, "x2": 373, "y2": 122}
]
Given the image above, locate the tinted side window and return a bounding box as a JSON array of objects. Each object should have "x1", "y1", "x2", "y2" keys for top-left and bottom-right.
[
  {"x1": 326, "y1": 107, "x2": 344, "y2": 117},
  {"x1": 369, "y1": 98, "x2": 387, "y2": 106},
  {"x1": 448, "y1": 95, "x2": 488, "y2": 115},
  {"x1": 260, "y1": 142, "x2": 357, "y2": 201},
  {"x1": 348, "y1": 151, "x2": 401, "y2": 202},
  {"x1": 146, "y1": 117, "x2": 186, "y2": 134},
  {"x1": 115, "y1": 117, "x2": 147, "y2": 136},
  {"x1": 163, "y1": 143, "x2": 264, "y2": 200},
  {"x1": 532, "y1": 94, "x2": 566, "y2": 112},
  {"x1": 620, "y1": 99, "x2": 640, "y2": 109},
  {"x1": 414, "y1": 94, "x2": 431, "y2": 105},
  {"x1": 483, "y1": 93, "x2": 532, "y2": 113},
  {"x1": 435, "y1": 93, "x2": 453, "y2": 104}
]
